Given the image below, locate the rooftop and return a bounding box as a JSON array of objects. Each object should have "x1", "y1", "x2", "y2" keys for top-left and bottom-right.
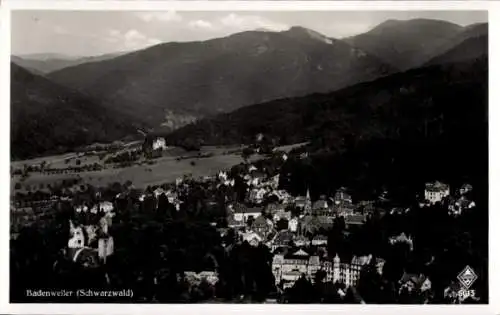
[
  {"x1": 345, "y1": 214, "x2": 365, "y2": 225},
  {"x1": 312, "y1": 200, "x2": 329, "y2": 210},
  {"x1": 425, "y1": 181, "x2": 450, "y2": 191},
  {"x1": 232, "y1": 203, "x2": 263, "y2": 214},
  {"x1": 400, "y1": 272, "x2": 428, "y2": 288}
]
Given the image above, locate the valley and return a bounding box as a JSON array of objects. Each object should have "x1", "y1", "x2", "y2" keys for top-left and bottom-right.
[{"x1": 9, "y1": 15, "x2": 489, "y2": 305}]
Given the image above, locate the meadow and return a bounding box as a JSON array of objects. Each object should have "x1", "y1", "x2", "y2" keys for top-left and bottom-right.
[{"x1": 10, "y1": 145, "x2": 263, "y2": 194}]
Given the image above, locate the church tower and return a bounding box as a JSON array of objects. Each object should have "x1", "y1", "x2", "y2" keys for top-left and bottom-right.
[
  {"x1": 68, "y1": 220, "x2": 85, "y2": 249},
  {"x1": 305, "y1": 188, "x2": 312, "y2": 215},
  {"x1": 97, "y1": 212, "x2": 114, "y2": 264},
  {"x1": 333, "y1": 254, "x2": 341, "y2": 283}
]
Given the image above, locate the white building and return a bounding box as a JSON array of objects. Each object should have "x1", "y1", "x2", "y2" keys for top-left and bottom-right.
[
  {"x1": 218, "y1": 171, "x2": 228, "y2": 182},
  {"x1": 98, "y1": 237, "x2": 114, "y2": 263},
  {"x1": 229, "y1": 204, "x2": 262, "y2": 224},
  {"x1": 75, "y1": 205, "x2": 89, "y2": 213},
  {"x1": 312, "y1": 235, "x2": 328, "y2": 246},
  {"x1": 424, "y1": 181, "x2": 450, "y2": 204},
  {"x1": 239, "y1": 230, "x2": 263, "y2": 246},
  {"x1": 154, "y1": 188, "x2": 167, "y2": 198},
  {"x1": 152, "y1": 137, "x2": 167, "y2": 151},
  {"x1": 175, "y1": 177, "x2": 183, "y2": 186},
  {"x1": 97, "y1": 201, "x2": 114, "y2": 213},
  {"x1": 334, "y1": 187, "x2": 352, "y2": 205},
  {"x1": 68, "y1": 220, "x2": 85, "y2": 248},
  {"x1": 272, "y1": 249, "x2": 319, "y2": 288},
  {"x1": 249, "y1": 187, "x2": 268, "y2": 204},
  {"x1": 288, "y1": 217, "x2": 298, "y2": 233},
  {"x1": 273, "y1": 252, "x2": 381, "y2": 289}
]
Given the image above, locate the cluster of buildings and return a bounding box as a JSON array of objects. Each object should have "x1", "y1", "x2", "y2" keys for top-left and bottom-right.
[
  {"x1": 215, "y1": 163, "x2": 390, "y2": 291},
  {"x1": 34, "y1": 151, "x2": 478, "y2": 301},
  {"x1": 218, "y1": 165, "x2": 477, "y2": 295},
  {"x1": 136, "y1": 186, "x2": 183, "y2": 211},
  {"x1": 422, "y1": 181, "x2": 476, "y2": 216},
  {"x1": 67, "y1": 201, "x2": 115, "y2": 268},
  {"x1": 272, "y1": 250, "x2": 385, "y2": 290}
]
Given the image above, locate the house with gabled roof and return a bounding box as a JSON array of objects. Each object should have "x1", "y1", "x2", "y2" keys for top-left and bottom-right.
[
  {"x1": 312, "y1": 197, "x2": 331, "y2": 216},
  {"x1": 294, "y1": 234, "x2": 311, "y2": 247},
  {"x1": 389, "y1": 232, "x2": 414, "y2": 251},
  {"x1": 248, "y1": 187, "x2": 268, "y2": 204},
  {"x1": 399, "y1": 272, "x2": 432, "y2": 294},
  {"x1": 334, "y1": 187, "x2": 352, "y2": 205},
  {"x1": 424, "y1": 181, "x2": 450, "y2": 204},
  {"x1": 312, "y1": 234, "x2": 328, "y2": 246},
  {"x1": 345, "y1": 214, "x2": 366, "y2": 228},
  {"x1": 229, "y1": 203, "x2": 262, "y2": 224},
  {"x1": 288, "y1": 217, "x2": 299, "y2": 233},
  {"x1": 270, "y1": 230, "x2": 294, "y2": 251},
  {"x1": 239, "y1": 230, "x2": 263, "y2": 247},
  {"x1": 272, "y1": 248, "x2": 321, "y2": 288},
  {"x1": 251, "y1": 215, "x2": 274, "y2": 239}
]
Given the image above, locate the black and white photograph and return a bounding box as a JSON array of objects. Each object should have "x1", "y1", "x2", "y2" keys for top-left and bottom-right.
[{"x1": 3, "y1": 3, "x2": 493, "y2": 310}]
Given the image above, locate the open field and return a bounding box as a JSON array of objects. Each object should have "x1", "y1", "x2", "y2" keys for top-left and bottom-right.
[
  {"x1": 10, "y1": 144, "x2": 266, "y2": 194},
  {"x1": 274, "y1": 142, "x2": 309, "y2": 153}
]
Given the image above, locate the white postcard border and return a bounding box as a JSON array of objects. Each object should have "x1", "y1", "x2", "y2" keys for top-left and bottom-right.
[{"x1": 0, "y1": 1, "x2": 498, "y2": 314}]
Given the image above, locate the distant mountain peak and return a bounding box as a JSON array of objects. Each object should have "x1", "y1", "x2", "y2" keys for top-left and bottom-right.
[
  {"x1": 283, "y1": 26, "x2": 334, "y2": 44},
  {"x1": 466, "y1": 22, "x2": 488, "y2": 30},
  {"x1": 374, "y1": 19, "x2": 401, "y2": 28},
  {"x1": 254, "y1": 27, "x2": 274, "y2": 32},
  {"x1": 343, "y1": 18, "x2": 469, "y2": 70},
  {"x1": 369, "y1": 18, "x2": 463, "y2": 35}
]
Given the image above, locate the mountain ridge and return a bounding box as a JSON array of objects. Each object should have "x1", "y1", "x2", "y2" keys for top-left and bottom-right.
[
  {"x1": 10, "y1": 63, "x2": 138, "y2": 159},
  {"x1": 11, "y1": 52, "x2": 128, "y2": 74},
  {"x1": 47, "y1": 26, "x2": 396, "y2": 129},
  {"x1": 165, "y1": 56, "x2": 487, "y2": 148},
  {"x1": 343, "y1": 19, "x2": 470, "y2": 70},
  {"x1": 424, "y1": 35, "x2": 488, "y2": 67}
]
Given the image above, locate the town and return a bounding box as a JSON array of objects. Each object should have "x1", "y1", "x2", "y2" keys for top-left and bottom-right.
[{"x1": 10, "y1": 137, "x2": 485, "y2": 304}]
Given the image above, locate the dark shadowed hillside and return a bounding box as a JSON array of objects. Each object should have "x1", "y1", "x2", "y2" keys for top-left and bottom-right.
[
  {"x1": 423, "y1": 22, "x2": 487, "y2": 64},
  {"x1": 343, "y1": 19, "x2": 465, "y2": 70},
  {"x1": 167, "y1": 57, "x2": 487, "y2": 199},
  {"x1": 10, "y1": 63, "x2": 138, "y2": 159},
  {"x1": 424, "y1": 35, "x2": 488, "y2": 67},
  {"x1": 167, "y1": 57, "x2": 487, "y2": 147},
  {"x1": 11, "y1": 52, "x2": 126, "y2": 74},
  {"x1": 11, "y1": 56, "x2": 46, "y2": 76},
  {"x1": 47, "y1": 27, "x2": 395, "y2": 128}
]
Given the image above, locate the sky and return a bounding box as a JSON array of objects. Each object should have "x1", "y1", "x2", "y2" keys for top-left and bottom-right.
[{"x1": 11, "y1": 10, "x2": 488, "y2": 57}]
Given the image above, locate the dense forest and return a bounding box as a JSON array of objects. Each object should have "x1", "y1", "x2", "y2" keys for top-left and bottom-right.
[
  {"x1": 167, "y1": 57, "x2": 487, "y2": 147},
  {"x1": 10, "y1": 63, "x2": 140, "y2": 160},
  {"x1": 168, "y1": 57, "x2": 488, "y2": 200}
]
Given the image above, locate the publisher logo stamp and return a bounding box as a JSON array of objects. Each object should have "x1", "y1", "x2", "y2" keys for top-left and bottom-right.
[
  {"x1": 457, "y1": 265, "x2": 478, "y2": 290},
  {"x1": 454, "y1": 265, "x2": 478, "y2": 301}
]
